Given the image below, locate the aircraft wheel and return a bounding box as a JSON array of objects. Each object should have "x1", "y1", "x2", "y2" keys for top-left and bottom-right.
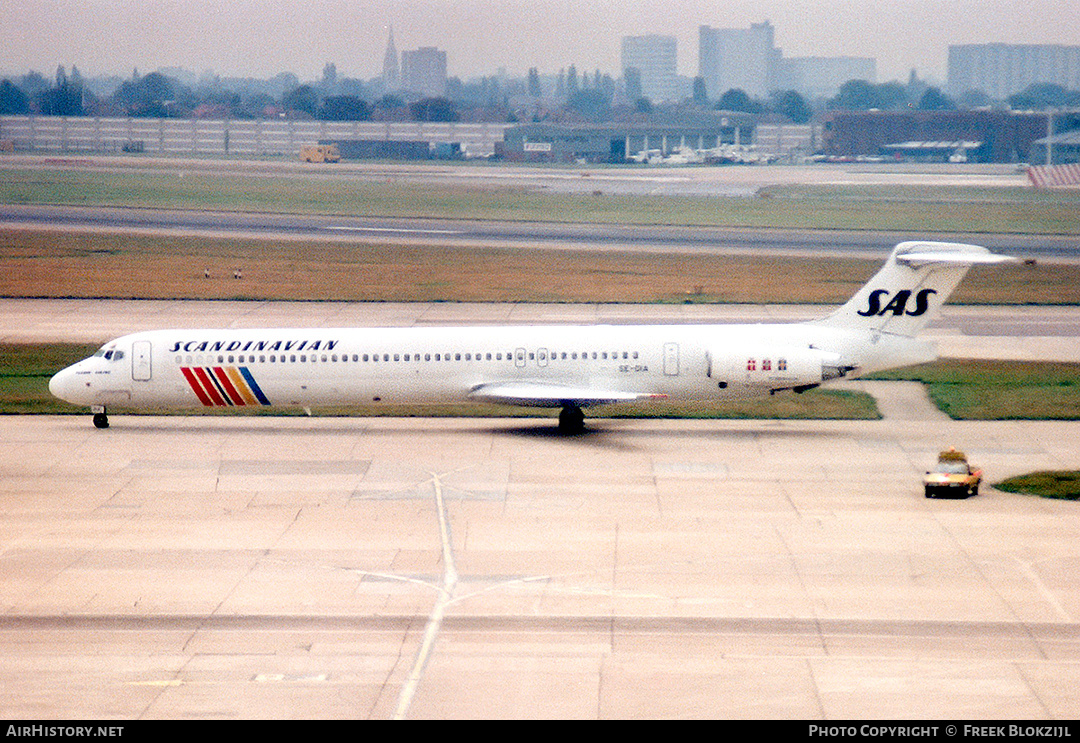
[{"x1": 92, "y1": 412, "x2": 109, "y2": 429}]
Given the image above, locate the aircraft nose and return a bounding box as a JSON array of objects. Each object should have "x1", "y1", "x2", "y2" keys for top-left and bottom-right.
[{"x1": 49, "y1": 366, "x2": 79, "y2": 404}]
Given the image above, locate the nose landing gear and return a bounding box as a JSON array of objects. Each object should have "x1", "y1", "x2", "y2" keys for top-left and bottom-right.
[{"x1": 92, "y1": 406, "x2": 109, "y2": 429}]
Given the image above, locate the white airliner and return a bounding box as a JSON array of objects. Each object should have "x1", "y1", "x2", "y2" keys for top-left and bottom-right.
[{"x1": 49, "y1": 241, "x2": 1013, "y2": 433}]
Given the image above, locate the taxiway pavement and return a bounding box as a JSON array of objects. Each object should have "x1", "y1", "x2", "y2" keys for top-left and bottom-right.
[
  {"x1": 2, "y1": 414, "x2": 1079, "y2": 719},
  {"x1": 3, "y1": 298, "x2": 1078, "y2": 362}
]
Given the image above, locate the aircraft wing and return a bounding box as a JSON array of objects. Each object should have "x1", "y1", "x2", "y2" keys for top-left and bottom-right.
[{"x1": 468, "y1": 382, "x2": 667, "y2": 408}]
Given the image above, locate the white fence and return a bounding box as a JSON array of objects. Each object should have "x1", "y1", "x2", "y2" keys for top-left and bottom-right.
[{"x1": 0, "y1": 116, "x2": 514, "y2": 158}]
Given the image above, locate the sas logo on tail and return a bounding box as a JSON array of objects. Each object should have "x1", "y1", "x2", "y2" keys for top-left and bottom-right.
[{"x1": 858, "y1": 288, "x2": 938, "y2": 317}]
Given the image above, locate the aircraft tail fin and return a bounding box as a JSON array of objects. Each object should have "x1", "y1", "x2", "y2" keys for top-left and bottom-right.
[{"x1": 813, "y1": 241, "x2": 1015, "y2": 337}]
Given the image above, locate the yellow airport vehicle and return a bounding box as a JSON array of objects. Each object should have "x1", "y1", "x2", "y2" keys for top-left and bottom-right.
[
  {"x1": 299, "y1": 144, "x2": 340, "y2": 163},
  {"x1": 924, "y1": 447, "x2": 982, "y2": 499}
]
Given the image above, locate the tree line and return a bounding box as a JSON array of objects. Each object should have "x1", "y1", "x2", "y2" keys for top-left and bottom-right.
[{"x1": 2, "y1": 65, "x2": 1076, "y2": 124}]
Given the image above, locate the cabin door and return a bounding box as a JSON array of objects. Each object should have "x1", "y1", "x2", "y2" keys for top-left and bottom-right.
[
  {"x1": 132, "y1": 341, "x2": 152, "y2": 381},
  {"x1": 663, "y1": 343, "x2": 679, "y2": 376}
]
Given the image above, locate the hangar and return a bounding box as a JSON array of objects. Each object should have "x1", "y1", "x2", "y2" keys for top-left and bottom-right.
[
  {"x1": 500, "y1": 115, "x2": 757, "y2": 163},
  {"x1": 822, "y1": 110, "x2": 1080, "y2": 163}
]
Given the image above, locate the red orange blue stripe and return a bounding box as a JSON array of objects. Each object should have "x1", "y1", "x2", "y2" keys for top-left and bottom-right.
[{"x1": 181, "y1": 367, "x2": 271, "y2": 407}]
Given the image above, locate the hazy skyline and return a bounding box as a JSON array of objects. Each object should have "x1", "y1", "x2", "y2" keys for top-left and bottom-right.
[{"x1": 4, "y1": 0, "x2": 1079, "y2": 87}]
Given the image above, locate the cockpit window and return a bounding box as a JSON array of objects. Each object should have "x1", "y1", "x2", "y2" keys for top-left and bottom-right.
[{"x1": 96, "y1": 349, "x2": 125, "y2": 361}]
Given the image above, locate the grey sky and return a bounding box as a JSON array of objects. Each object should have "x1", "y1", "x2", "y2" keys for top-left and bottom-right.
[{"x1": 3, "y1": 0, "x2": 1078, "y2": 86}]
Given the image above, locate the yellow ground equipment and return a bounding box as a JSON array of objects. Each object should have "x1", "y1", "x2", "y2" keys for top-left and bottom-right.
[{"x1": 299, "y1": 144, "x2": 340, "y2": 163}]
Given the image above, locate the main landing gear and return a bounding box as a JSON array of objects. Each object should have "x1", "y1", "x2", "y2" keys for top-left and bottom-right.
[
  {"x1": 558, "y1": 405, "x2": 585, "y2": 435},
  {"x1": 92, "y1": 406, "x2": 109, "y2": 429}
]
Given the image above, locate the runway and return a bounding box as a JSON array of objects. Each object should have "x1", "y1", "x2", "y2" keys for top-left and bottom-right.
[
  {"x1": 1, "y1": 299, "x2": 1079, "y2": 718},
  {"x1": 1, "y1": 203, "x2": 1075, "y2": 260}
]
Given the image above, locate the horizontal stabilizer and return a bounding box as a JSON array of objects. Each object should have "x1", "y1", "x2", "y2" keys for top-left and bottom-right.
[
  {"x1": 895, "y1": 243, "x2": 1017, "y2": 268},
  {"x1": 469, "y1": 382, "x2": 666, "y2": 408}
]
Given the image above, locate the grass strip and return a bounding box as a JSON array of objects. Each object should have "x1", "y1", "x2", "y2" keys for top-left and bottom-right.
[
  {"x1": 994, "y1": 471, "x2": 1080, "y2": 500},
  {"x1": 2, "y1": 228, "x2": 1075, "y2": 304},
  {"x1": 2, "y1": 167, "x2": 1079, "y2": 234},
  {"x1": 866, "y1": 358, "x2": 1080, "y2": 419}
]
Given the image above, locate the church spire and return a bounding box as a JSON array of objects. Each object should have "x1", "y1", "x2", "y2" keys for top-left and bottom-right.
[{"x1": 382, "y1": 26, "x2": 399, "y2": 90}]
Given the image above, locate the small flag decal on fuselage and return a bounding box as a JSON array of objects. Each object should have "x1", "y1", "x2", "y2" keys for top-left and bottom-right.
[{"x1": 180, "y1": 367, "x2": 271, "y2": 406}]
